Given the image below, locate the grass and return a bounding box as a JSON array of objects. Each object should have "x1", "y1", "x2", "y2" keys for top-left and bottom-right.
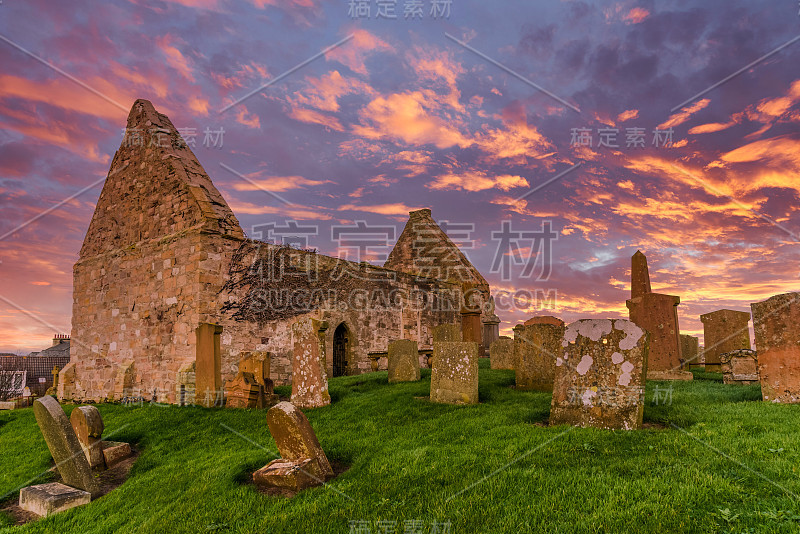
[{"x1": 1, "y1": 361, "x2": 799, "y2": 533}]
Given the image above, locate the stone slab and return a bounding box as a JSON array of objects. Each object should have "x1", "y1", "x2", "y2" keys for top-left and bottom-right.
[
  {"x1": 514, "y1": 322, "x2": 565, "y2": 391},
  {"x1": 102, "y1": 441, "x2": 133, "y2": 468},
  {"x1": 430, "y1": 342, "x2": 479, "y2": 405},
  {"x1": 19, "y1": 482, "x2": 91, "y2": 517},
  {"x1": 253, "y1": 458, "x2": 321, "y2": 491},
  {"x1": 701, "y1": 309, "x2": 751, "y2": 368}
]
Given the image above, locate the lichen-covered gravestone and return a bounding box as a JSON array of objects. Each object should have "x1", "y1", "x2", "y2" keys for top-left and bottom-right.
[
  {"x1": 550, "y1": 319, "x2": 649, "y2": 430},
  {"x1": 751, "y1": 292, "x2": 800, "y2": 403},
  {"x1": 513, "y1": 320, "x2": 565, "y2": 391},
  {"x1": 253, "y1": 401, "x2": 333, "y2": 491},
  {"x1": 388, "y1": 340, "x2": 420, "y2": 383},
  {"x1": 430, "y1": 342, "x2": 479, "y2": 404},
  {"x1": 433, "y1": 323, "x2": 462, "y2": 343},
  {"x1": 291, "y1": 318, "x2": 330, "y2": 409},
  {"x1": 489, "y1": 337, "x2": 514, "y2": 370},
  {"x1": 720, "y1": 349, "x2": 759, "y2": 385}
]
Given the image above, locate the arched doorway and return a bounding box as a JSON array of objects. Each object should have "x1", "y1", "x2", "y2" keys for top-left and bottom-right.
[{"x1": 332, "y1": 323, "x2": 349, "y2": 377}]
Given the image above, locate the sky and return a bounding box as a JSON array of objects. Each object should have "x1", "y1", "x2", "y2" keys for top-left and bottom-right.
[{"x1": 0, "y1": 0, "x2": 799, "y2": 354}]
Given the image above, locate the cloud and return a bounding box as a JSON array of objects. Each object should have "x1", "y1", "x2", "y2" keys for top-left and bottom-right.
[
  {"x1": 428, "y1": 171, "x2": 529, "y2": 192},
  {"x1": 288, "y1": 107, "x2": 344, "y2": 131},
  {"x1": 623, "y1": 7, "x2": 650, "y2": 24},
  {"x1": 657, "y1": 99, "x2": 711, "y2": 129},
  {"x1": 617, "y1": 109, "x2": 639, "y2": 122},
  {"x1": 231, "y1": 173, "x2": 332, "y2": 192},
  {"x1": 338, "y1": 202, "x2": 420, "y2": 215},
  {"x1": 325, "y1": 29, "x2": 392, "y2": 75},
  {"x1": 156, "y1": 35, "x2": 196, "y2": 82}
]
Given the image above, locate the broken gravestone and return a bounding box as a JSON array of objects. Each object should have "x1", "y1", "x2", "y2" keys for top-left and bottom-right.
[
  {"x1": 550, "y1": 319, "x2": 649, "y2": 430},
  {"x1": 720, "y1": 349, "x2": 759, "y2": 385},
  {"x1": 226, "y1": 351, "x2": 279, "y2": 409},
  {"x1": 19, "y1": 396, "x2": 98, "y2": 516},
  {"x1": 513, "y1": 319, "x2": 565, "y2": 391},
  {"x1": 388, "y1": 340, "x2": 420, "y2": 383},
  {"x1": 70, "y1": 405, "x2": 133, "y2": 470},
  {"x1": 430, "y1": 342, "x2": 479, "y2": 405},
  {"x1": 253, "y1": 401, "x2": 333, "y2": 491}
]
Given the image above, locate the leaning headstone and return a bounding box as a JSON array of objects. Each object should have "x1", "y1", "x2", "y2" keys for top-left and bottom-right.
[
  {"x1": 291, "y1": 318, "x2": 330, "y2": 409},
  {"x1": 720, "y1": 349, "x2": 759, "y2": 385},
  {"x1": 489, "y1": 337, "x2": 514, "y2": 370},
  {"x1": 430, "y1": 342, "x2": 479, "y2": 404},
  {"x1": 32, "y1": 396, "x2": 99, "y2": 496},
  {"x1": 253, "y1": 401, "x2": 333, "y2": 491},
  {"x1": 551, "y1": 319, "x2": 649, "y2": 430},
  {"x1": 513, "y1": 319, "x2": 565, "y2": 391},
  {"x1": 70, "y1": 406, "x2": 105, "y2": 469},
  {"x1": 700, "y1": 309, "x2": 751, "y2": 373},
  {"x1": 388, "y1": 340, "x2": 420, "y2": 383},
  {"x1": 751, "y1": 293, "x2": 800, "y2": 403}
]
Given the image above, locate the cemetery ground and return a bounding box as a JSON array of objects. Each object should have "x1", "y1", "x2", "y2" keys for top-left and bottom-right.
[{"x1": 1, "y1": 361, "x2": 798, "y2": 534}]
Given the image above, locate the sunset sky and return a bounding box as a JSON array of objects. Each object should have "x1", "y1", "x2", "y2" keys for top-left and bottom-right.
[{"x1": 1, "y1": 0, "x2": 799, "y2": 354}]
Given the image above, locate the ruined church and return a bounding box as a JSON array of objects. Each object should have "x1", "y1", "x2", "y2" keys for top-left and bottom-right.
[{"x1": 58, "y1": 99, "x2": 493, "y2": 404}]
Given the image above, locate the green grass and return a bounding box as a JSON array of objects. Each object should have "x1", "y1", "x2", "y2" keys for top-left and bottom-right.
[{"x1": 1, "y1": 361, "x2": 799, "y2": 533}]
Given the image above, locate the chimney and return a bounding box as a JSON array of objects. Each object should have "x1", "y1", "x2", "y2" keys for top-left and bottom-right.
[{"x1": 52, "y1": 333, "x2": 70, "y2": 346}]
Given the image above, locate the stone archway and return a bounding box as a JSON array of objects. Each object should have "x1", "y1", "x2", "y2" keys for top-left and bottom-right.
[{"x1": 332, "y1": 323, "x2": 349, "y2": 377}]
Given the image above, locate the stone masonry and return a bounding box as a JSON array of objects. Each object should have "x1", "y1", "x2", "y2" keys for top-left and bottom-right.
[{"x1": 551, "y1": 319, "x2": 649, "y2": 430}]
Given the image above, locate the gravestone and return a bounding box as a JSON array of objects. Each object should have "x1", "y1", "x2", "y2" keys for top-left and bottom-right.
[
  {"x1": 388, "y1": 340, "x2": 420, "y2": 383},
  {"x1": 513, "y1": 319, "x2": 565, "y2": 391},
  {"x1": 430, "y1": 342, "x2": 479, "y2": 405},
  {"x1": 720, "y1": 349, "x2": 759, "y2": 385},
  {"x1": 524, "y1": 316, "x2": 564, "y2": 326},
  {"x1": 433, "y1": 323, "x2": 462, "y2": 343},
  {"x1": 700, "y1": 309, "x2": 751, "y2": 373},
  {"x1": 625, "y1": 251, "x2": 689, "y2": 380},
  {"x1": 226, "y1": 351, "x2": 278, "y2": 409},
  {"x1": 751, "y1": 293, "x2": 800, "y2": 403},
  {"x1": 551, "y1": 319, "x2": 649, "y2": 430},
  {"x1": 253, "y1": 401, "x2": 333, "y2": 491},
  {"x1": 32, "y1": 396, "x2": 99, "y2": 496},
  {"x1": 19, "y1": 483, "x2": 91, "y2": 517},
  {"x1": 70, "y1": 406, "x2": 105, "y2": 469},
  {"x1": 489, "y1": 337, "x2": 514, "y2": 370},
  {"x1": 680, "y1": 334, "x2": 701, "y2": 369},
  {"x1": 69, "y1": 404, "x2": 133, "y2": 471},
  {"x1": 196, "y1": 323, "x2": 223, "y2": 408},
  {"x1": 291, "y1": 318, "x2": 330, "y2": 409}
]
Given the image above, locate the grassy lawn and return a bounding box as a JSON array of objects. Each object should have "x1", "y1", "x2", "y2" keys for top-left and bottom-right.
[{"x1": 1, "y1": 360, "x2": 799, "y2": 533}]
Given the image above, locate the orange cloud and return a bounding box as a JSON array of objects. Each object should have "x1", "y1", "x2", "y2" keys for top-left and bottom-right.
[
  {"x1": 156, "y1": 35, "x2": 195, "y2": 82},
  {"x1": 231, "y1": 173, "x2": 332, "y2": 192},
  {"x1": 227, "y1": 200, "x2": 332, "y2": 220},
  {"x1": 617, "y1": 109, "x2": 639, "y2": 122},
  {"x1": 428, "y1": 171, "x2": 529, "y2": 192},
  {"x1": 688, "y1": 122, "x2": 735, "y2": 134},
  {"x1": 657, "y1": 99, "x2": 711, "y2": 129},
  {"x1": 326, "y1": 29, "x2": 392, "y2": 75},
  {"x1": 289, "y1": 107, "x2": 344, "y2": 131},
  {"x1": 623, "y1": 7, "x2": 650, "y2": 24},
  {"x1": 338, "y1": 203, "x2": 421, "y2": 215},
  {"x1": 235, "y1": 106, "x2": 260, "y2": 128}
]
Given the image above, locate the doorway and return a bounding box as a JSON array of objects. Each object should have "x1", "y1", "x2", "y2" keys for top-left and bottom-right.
[{"x1": 333, "y1": 323, "x2": 349, "y2": 377}]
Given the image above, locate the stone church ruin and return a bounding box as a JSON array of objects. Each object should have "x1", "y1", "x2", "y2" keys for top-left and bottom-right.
[{"x1": 59, "y1": 99, "x2": 493, "y2": 405}]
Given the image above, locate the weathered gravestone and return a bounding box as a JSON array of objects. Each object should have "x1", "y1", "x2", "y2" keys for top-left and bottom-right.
[
  {"x1": 226, "y1": 351, "x2": 279, "y2": 409},
  {"x1": 253, "y1": 401, "x2": 333, "y2": 491},
  {"x1": 19, "y1": 396, "x2": 98, "y2": 516},
  {"x1": 720, "y1": 349, "x2": 759, "y2": 385},
  {"x1": 700, "y1": 309, "x2": 751, "y2": 373},
  {"x1": 70, "y1": 405, "x2": 133, "y2": 470},
  {"x1": 291, "y1": 318, "x2": 330, "y2": 409},
  {"x1": 489, "y1": 337, "x2": 514, "y2": 370},
  {"x1": 430, "y1": 342, "x2": 479, "y2": 405},
  {"x1": 751, "y1": 293, "x2": 800, "y2": 403},
  {"x1": 388, "y1": 340, "x2": 420, "y2": 383},
  {"x1": 551, "y1": 319, "x2": 649, "y2": 430},
  {"x1": 625, "y1": 251, "x2": 689, "y2": 380},
  {"x1": 513, "y1": 319, "x2": 565, "y2": 391}
]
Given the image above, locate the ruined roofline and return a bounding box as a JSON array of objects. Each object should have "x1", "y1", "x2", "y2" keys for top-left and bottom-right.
[{"x1": 242, "y1": 238, "x2": 463, "y2": 288}]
